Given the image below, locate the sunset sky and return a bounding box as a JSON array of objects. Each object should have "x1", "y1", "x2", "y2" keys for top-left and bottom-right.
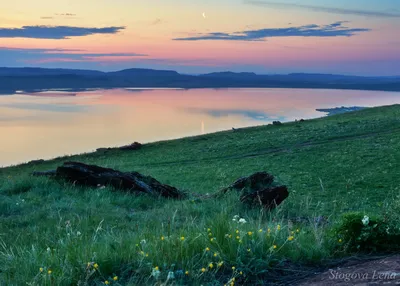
[{"x1": 1, "y1": 0, "x2": 399, "y2": 75}]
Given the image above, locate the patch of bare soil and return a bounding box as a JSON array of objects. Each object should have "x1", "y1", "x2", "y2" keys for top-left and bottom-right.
[{"x1": 296, "y1": 255, "x2": 400, "y2": 285}]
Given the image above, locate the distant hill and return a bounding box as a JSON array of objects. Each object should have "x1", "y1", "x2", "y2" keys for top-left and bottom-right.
[{"x1": 0, "y1": 67, "x2": 400, "y2": 93}]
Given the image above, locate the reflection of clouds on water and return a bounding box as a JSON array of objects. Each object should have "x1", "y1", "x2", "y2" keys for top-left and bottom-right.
[{"x1": 186, "y1": 108, "x2": 285, "y2": 121}]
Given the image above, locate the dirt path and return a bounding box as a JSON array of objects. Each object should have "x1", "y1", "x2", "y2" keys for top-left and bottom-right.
[{"x1": 295, "y1": 255, "x2": 400, "y2": 285}]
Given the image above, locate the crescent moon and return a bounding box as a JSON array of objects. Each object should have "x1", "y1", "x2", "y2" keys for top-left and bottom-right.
[{"x1": 202, "y1": 12, "x2": 206, "y2": 18}]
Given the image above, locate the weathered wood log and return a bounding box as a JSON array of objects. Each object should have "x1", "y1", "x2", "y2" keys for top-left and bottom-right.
[
  {"x1": 240, "y1": 185, "x2": 289, "y2": 210},
  {"x1": 220, "y1": 171, "x2": 288, "y2": 210},
  {"x1": 33, "y1": 162, "x2": 185, "y2": 199}
]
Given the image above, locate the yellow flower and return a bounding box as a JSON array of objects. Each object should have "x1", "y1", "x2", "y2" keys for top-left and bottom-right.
[
  {"x1": 232, "y1": 266, "x2": 236, "y2": 270},
  {"x1": 185, "y1": 270, "x2": 189, "y2": 275},
  {"x1": 236, "y1": 236, "x2": 240, "y2": 240},
  {"x1": 210, "y1": 238, "x2": 214, "y2": 242},
  {"x1": 259, "y1": 229, "x2": 263, "y2": 233},
  {"x1": 145, "y1": 253, "x2": 149, "y2": 257},
  {"x1": 207, "y1": 228, "x2": 211, "y2": 232},
  {"x1": 213, "y1": 252, "x2": 218, "y2": 257},
  {"x1": 113, "y1": 276, "x2": 118, "y2": 281},
  {"x1": 161, "y1": 236, "x2": 165, "y2": 241},
  {"x1": 273, "y1": 245, "x2": 277, "y2": 249},
  {"x1": 247, "y1": 248, "x2": 251, "y2": 252},
  {"x1": 291, "y1": 231, "x2": 294, "y2": 235},
  {"x1": 39, "y1": 267, "x2": 43, "y2": 272},
  {"x1": 296, "y1": 229, "x2": 300, "y2": 233},
  {"x1": 201, "y1": 268, "x2": 206, "y2": 273},
  {"x1": 208, "y1": 233, "x2": 213, "y2": 236},
  {"x1": 48, "y1": 270, "x2": 52, "y2": 275},
  {"x1": 87, "y1": 262, "x2": 91, "y2": 268},
  {"x1": 94, "y1": 263, "x2": 99, "y2": 269},
  {"x1": 140, "y1": 251, "x2": 144, "y2": 255},
  {"x1": 228, "y1": 234, "x2": 232, "y2": 238},
  {"x1": 268, "y1": 228, "x2": 271, "y2": 233},
  {"x1": 240, "y1": 271, "x2": 243, "y2": 275},
  {"x1": 277, "y1": 225, "x2": 281, "y2": 231},
  {"x1": 217, "y1": 261, "x2": 224, "y2": 267},
  {"x1": 339, "y1": 239, "x2": 342, "y2": 243},
  {"x1": 104, "y1": 281, "x2": 109, "y2": 285},
  {"x1": 154, "y1": 266, "x2": 159, "y2": 271},
  {"x1": 235, "y1": 230, "x2": 239, "y2": 234},
  {"x1": 209, "y1": 263, "x2": 214, "y2": 269},
  {"x1": 205, "y1": 247, "x2": 210, "y2": 251},
  {"x1": 180, "y1": 236, "x2": 185, "y2": 241},
  {"x1": 248, "y1": 231, "x2": 253, "y2": 236},
  {"x1": 288, "y1": 236, "x2": 294, "y2": 241}
]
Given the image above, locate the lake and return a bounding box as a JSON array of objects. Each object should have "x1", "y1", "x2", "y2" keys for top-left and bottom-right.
[{"x1": 1, "y1": 88, "x2": 400, "y2": 167}]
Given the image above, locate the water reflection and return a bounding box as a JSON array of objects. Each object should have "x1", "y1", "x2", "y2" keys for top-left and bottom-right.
[{"x1": 1, "y1": 88, "x2": 399, "y2": 167}]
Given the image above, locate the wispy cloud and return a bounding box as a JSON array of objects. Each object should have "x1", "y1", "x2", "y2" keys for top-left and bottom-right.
[
  {"x1": 174, "y1": 22, "x2": 369, "y2": 41},
  {"x1": 0, "y1": 25, "x2": 125, "y2": 39},
  {"x1": 41, "y1": 13, "x2": 77, "y2": 20},
  {"x1": 0, "y1": 47, "x2": 147, "y2": 64},
  {"x1": 245, "y1": 1, "x2": 400, "y2": 18}
]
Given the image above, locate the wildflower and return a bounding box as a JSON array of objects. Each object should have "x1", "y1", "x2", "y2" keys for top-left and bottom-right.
[
  {"x1": 232, "y1": 266, "x2": 236, "y2": 270},
  {"x1": 167, "y1": 271, "x2": 175, "y2": 279},
  {"x1": 236, "y1": 230, "x2": 239, "y2": 234},
  {"x1": 205, "y1": 247, "x2": 210, "y2": 251},
  {"x1": 338, "y1": 239, "x2": 342, "y2": 243},
  {"x1": 240, "y1": 271, "x2": 243, "y2": 275},
  {"x1": 259, "y1": 229, "x2": 263, "y2": 233},
  {"x1": 140, "y1": 251, "x2": 144, "y2": 255},
  {"x1": 213, "y1": 252, "x2": 218, "y2": 257},
  {"x1": 48, "y1": 270, "x2": 52, "y2": 275},
  {"x1": 291, "y1": 231, "x2": 294, "y2": 235},
  {"x1": 39, "y1": 267, "x2": 43, "y2": 272},
  {"x1": 288, "y1": 236, "x2": 294, "y2": 241},
  {"x1": 362, "y1": 215, "x2": 369, "y2": 226},
  {"x1": 94, "y1": 263, "x2": 99, "y2": 269},
  {"x1": 210, "y1": 237, "x2": 215, "y2": 242},
  {"x1": 273, "y1": 245, "x2": 277, "y2": 249},
  {"x1": 228, "y1": 234, "x2": 232, "y2": 238},
  {"x1": 113, "y1": 276, "x2": 118, "y2": 281},
  {"x1": 151, "y1": 268, "x2": 161, "y2": 279},
  {"x1": 185, "y1": 270, "x2": 189, "y2": 275},
  {"x1": 104, "y1": 281, "x2": 109, "y2": 285},
  {"x1": 236, "y1": 236, "x2": 240, "y2": 240},
  {"x1": 87, "y1": 262, "x2": 91, "y2": 268},
  {"x1": 154, "y1": 266, "x2": 159, "y2": 271},
  {"x1": 201, "y1": 268, "x2": 206, "y2": 273},
  {"x1": 140, "y1": 239, "x2": 147, "y2": 245},
  {"x1": 238, "y1": 218, "x2": 247, "y2": 224},
  {"x1": 247, "y1": 248, "x2": 251, "y2": 252},
  {"x1": 161, "y1": 236, "x2": 165, "y2": 241},
  {"x1": 209, "y1": 263, "x2": 214, "y2": 269},
  {"x1": 238, "y1": 239, "x2": 242, "y2": 243},
  {"x1": 296, "y1": 228, "x2": 300, "y2": 233},
  {"x1": 208, "y1": 232, "x2": 213, "y2": 236},
  {"x1": 268, "y1": 228, "x2": 271, "y2": 233},
  {"x1": 46, "y1": 247, "x2": 51, "y2": 253},
  {"x1": 77, "y1": 231, "x2": 81, "y2": 236},
  {"x1": 247, "y1": 231, "x2": 253, "y2": 236},
  {"x1": 277, "y1": 225, "x2": 281, "y2": 231},
  {"x1": 207, "y1": 228, "x2": 211, "y2": 232},
  {"x1": 145, "y1": 253, "x2": 149, "y2": 257},
  {"x1": 217, "y1": 261, "x2": 224, "y2": 267},
  {"x1": 180, "y1": 236, "x2": 185, "y2": 241}
]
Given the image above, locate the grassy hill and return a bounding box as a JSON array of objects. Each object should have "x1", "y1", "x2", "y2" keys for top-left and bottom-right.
[{"x1": 1, "y1": 105, "x2": 400, "y2": 285}]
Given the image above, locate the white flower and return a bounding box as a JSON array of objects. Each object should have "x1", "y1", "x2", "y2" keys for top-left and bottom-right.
[
  {"x1": 76, "y1": 231, "x2": 81, "y2": 236},
  {"x1": 46, "y1": 247, "x2": 51, "y2": 252},
  {"x1": 167, "y1": 271, "x2": 175, "y2": 280},
  {"x1": 151, "y1": 269, "x2": 161, "y2": 279},
  {"x1": 362, "y1": 215, "x2": 369, "y2": 226},
  {"x1": 238, "y1": 218, "x2": 247, "y2": 224},
  {"x1": 140, "y1": 239, "x2": 146, "y2": 245}
]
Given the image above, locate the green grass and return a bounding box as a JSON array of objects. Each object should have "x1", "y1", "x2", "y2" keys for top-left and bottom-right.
[{"x1": 1, "y1": 104, "x2": 400, "y2": 285}]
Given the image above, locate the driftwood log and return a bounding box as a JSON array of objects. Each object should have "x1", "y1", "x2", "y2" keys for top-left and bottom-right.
[
  {"x1": 220, "y1": 171, "x2": 289, "y2": 210},
  {"x1": 33, "y1": 162, "x2": 185, "y2": 199}
]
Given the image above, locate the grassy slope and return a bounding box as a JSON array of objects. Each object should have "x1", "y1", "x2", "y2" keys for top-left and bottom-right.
[{"x1": 1, "y1": 105, "x2": 400, "y2": 285}]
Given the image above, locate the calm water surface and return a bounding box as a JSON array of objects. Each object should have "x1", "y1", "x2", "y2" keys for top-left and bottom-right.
[{"x1": 1, "y1": 88, "x2": 400, "y2": 167}]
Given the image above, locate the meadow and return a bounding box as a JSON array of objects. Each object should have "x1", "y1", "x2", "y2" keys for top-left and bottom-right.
[{"x1": 1, "y1": 104, "x2": 400, "y2": 285}]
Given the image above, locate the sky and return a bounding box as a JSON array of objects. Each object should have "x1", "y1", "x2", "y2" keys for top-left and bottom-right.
[{"x1": 0, "y1": 0, "x2": 399, "y2": 75}]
